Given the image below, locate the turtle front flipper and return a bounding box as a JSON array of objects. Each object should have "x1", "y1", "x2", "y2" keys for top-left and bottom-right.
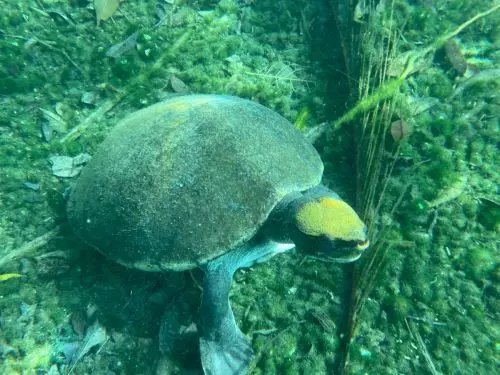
[{"x1": 200, "y1": 241, "x2": 294, "y2": 375}]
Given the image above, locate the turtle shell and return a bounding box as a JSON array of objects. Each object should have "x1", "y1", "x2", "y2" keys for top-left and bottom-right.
[{"x1": 67, "y1": 95, "x2": 323, "y2": 271}]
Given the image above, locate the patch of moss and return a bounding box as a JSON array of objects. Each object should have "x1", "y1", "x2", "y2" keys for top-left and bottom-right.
[
  {"x1": 422, "y1": 144, "x2": 458, "y2": 188},
  {"x1": 429, "y1": 117, "x2": 457, "y2": 137},
  {"x1": 477, "y1": 198, "x2": 500, "y2": 231},
  {"x1": 415, "y1": 68, "x2": 453, "y2": 99},
  {"x1": 384, "y1": 295, "x2": 410, "y2": 321},
  {"x1": 464, "y1": 246, "x2": 496, "y2": 281}
]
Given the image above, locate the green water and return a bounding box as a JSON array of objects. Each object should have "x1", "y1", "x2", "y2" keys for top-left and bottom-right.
[{"x1": 0, "y1": 0, "x2": 498, "y2": 374}]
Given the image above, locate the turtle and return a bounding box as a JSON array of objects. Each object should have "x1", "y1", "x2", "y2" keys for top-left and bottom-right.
[{"x1": 67, "y1": 94, "x2": 369, "y2": 375}]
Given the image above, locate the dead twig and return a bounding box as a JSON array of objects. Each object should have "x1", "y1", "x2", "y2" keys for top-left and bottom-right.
[
  {"x1": 0, "y1": 227, "x2": 59, "y2": 268},
  {"x1": 58, "y1": 98, "x2": 119, "y2": 143},
  {"x1": 407, "y1": 315, "x2": 446, "y2": 327},
  {"x1": 5, "y1": 34, "x2": 85, "y2": 77},
  {"x1": 407, "y1": 320, "x2": 440, "y2": 375},
  {"x1": 189, "y1": 269, "x2": 203, "y2": 291}
]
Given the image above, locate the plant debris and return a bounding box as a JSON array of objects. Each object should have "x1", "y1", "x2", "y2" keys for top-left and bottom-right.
[
  {"x1": 444, "y1": 39, "x2": 468, "y2": 76},
  {"x1": 449, "y1": 68, "x2": 500, "y2": 100},
  {"x1": 48, "y1": 154, "x2": 91, "y2": 178},
  {"x1": 0, "y1": 228, "x2": 60, "y2": 268},
  {"x1": 170, "y1": 75, "x2": 189, "y2": 93},
  {"x1": 390, "y1": 119, "x2": 412, "y2": 142},
  {"x1": 80, "y1": 91, "x2": 100, "y2": 106},
  {"x1": 105, "y1": 31, "x2": 139, "y2": 58},
  {"x1": 95, "y1": 0, "x2": 122, "y2": 26},
  {"x1": 309, "y1": 310, "x2": 336, "y2": 332},
  {"x1": 23, "y1": 181, "x2": 41, "y2": 191},
  {"x1": 40, "y1": 108, "x2": 68, "y2": 142},
  {"x1": 0, "y1": 273, "x2": 23, "y2": 281},
  {"x1": 427, "y1": 174, "x2": 468, "y2": 208},
  {"x1": 35, "y1": 253, "x2": 71, "y2": 277},
  {"x1": 66, "y1": 320, "x2": 108, "y2": 374}
]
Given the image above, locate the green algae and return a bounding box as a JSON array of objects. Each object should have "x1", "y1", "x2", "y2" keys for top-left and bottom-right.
[{"x1": 0, "y1": 0, "x2": 498, "y2": 374}]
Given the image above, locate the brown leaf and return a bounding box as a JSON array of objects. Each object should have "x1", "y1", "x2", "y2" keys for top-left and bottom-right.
[
  {"x1": 390, "y1": 119, "x2": 412, "y2": 142},
  {"x1": 444, "y1": 39, "x2": 467, "y2": 76},
  {"x1": 95, "y1": 0, "x2": 121, "y2": 26}
]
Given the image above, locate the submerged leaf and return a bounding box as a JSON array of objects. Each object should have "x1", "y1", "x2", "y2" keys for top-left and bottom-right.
[
  {"x1": 105, "y1": 31, "x2": 138, "y2": 58},
  {"x1": 170, "y1": 75, "x2": 189, "y2": 93},
  {"x1": 95, "y1": 0, "x2": 121, "y2": 25},
  {"x1": 390, "y1": 119, "x2": 412, "y2": 142},
  {"x1": 0, "y1": 273, "x2": 23, "y2": 281},
  {"x1": 67, "y1": 320, "x2": 107, "y2": 373},
  {"x1": 49, "y1": 154, "x2": 91, "y2": 178},
  {"x1": 40, "y1": 108, "x2": 68, "y2": 133}
]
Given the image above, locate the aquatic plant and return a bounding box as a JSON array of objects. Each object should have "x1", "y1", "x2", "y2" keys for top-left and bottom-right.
[{"x1": 334, "y1": 0, "x2": 500, "y2": 373}]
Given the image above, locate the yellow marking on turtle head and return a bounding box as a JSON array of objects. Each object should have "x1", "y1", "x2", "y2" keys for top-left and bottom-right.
[{"x1": 295, "y1": 197, "x2": 367, "y2": 242}]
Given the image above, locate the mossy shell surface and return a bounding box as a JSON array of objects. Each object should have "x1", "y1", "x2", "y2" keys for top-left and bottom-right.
[{"x1": 67, "y1": 95, "x2": 323, "y2": 271}]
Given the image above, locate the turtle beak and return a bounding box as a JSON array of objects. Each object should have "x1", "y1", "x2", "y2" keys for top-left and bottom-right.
[
  {"x1": 334, "y1": 247, "x2": 366, "y2": 263},
  {"x1": 355, "y1": 239, "x2": 370, "y2": 252},
  {"x1": 332, "y1": 234, "x2": 370, "y2": 263},
  {"x1": 312, "y1": 236, "x2": 369, "y2": 263}
]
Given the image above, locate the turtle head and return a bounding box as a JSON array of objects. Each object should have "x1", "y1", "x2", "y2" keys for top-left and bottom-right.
[{"x1": 291, "y1": 191, "x2": 369, "y2": 263}]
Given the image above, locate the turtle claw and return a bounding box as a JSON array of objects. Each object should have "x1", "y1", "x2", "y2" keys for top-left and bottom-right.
[{"x1": 200, "y1": 331, "x2": 253, "y2": 375}]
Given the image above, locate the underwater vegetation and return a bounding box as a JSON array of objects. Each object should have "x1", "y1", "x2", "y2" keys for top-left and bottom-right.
[
  {"x1": 338, "y1": 1, "x2": 499, "y2": 374},
  {"x1": 0, "y1": 0, "x2": 498, "y2": 374}
]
